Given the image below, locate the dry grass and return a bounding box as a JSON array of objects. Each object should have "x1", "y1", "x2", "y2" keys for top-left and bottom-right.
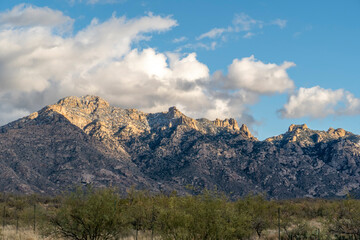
[
  {"x1": 1, "y1": 221, "x2": 326, "y2": 239},
  {"x1": 1, "y1": 225, "x2": 44, "y2": 240},
  {"x1": 1, "y1": 226, "x2": 159, "y2": 240}
]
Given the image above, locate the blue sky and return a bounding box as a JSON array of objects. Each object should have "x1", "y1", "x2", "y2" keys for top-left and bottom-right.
[{"x1": 0, "y1": 0, "x2": 359, "y2": 139}]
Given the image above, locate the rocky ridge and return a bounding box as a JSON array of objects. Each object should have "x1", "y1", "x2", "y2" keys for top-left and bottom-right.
[
  {"x1": 9, "y1": 96, "x2": 255, "y2": 152},
  {"x1": 1, "y1": 95, "x2": 360, "y2": 199},
  {"x1": 266, "y1": 124, "x2": 356, "y2": 146}
]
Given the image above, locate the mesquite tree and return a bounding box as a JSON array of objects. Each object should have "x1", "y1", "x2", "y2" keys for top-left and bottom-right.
[{"x1": 50, "y1": 187, "x2": 128, "y2": 240}]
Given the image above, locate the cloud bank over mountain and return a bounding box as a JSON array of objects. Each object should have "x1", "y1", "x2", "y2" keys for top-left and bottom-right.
[{"x1": 0, "y1": 4, "x2": 358, "y2": 133}]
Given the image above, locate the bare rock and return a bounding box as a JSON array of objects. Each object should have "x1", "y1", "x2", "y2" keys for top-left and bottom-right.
[
  {"x1": 2, "y1": 95, "x2": 360, "y2": 199},
  {"x1": 240, "y1": 124, "x2": 253, "y2": 138},
  {"x1": 288, "y1": 124, "x2": 308, "y2": 132},
  {"x1": 328, "y1": 127, "x2": 346, "y2": 138}
]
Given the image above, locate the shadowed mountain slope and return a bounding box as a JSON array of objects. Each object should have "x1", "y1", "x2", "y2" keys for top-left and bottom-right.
[{"x1": 1, "y1": 96, "x2": 360, "y2": 199}]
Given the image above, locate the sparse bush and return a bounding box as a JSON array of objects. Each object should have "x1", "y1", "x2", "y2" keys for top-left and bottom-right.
[
  {"x1": 2, "y1": 188, "x2": 360, "y2": 239},
  {"x1": 328, "y1": 197, "x2": 360, "y2": 239},
  {"x1": 126, "y1": 188, "x2": 158, "y2": 239},
  {"x1": 48, "y1": 186, "x2": 129, "y2": 240}
]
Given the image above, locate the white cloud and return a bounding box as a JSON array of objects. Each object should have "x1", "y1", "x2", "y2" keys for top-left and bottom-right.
[
  {"x1": 196, "y1": 13, "x2": 286, "y2": 42},
  {"x1": 167, "y1": 53, "x2": 209, "y2": 81},
  {"x1": 0, "y1": 11, "x2": 177, "y2": 94},
  {"x1": 0, "y1": 5, "x2": 296, "y2": 130},
  {"x1": 197, "y1": 27, "x2": 229, "y2": 40},
  {"x1": 202, "y1": 56, "x2": 296, "y2": 123},
  {"x1": 233, "y1": 13, "x2": 260, "y2": 31},
  {"x1": 226, "y1": 55, "x2": 295, "y2": 94},
  {"x1": 280, "y1": 86, "x2": 360, "y2": 118},
  {"x1": 176, "y1": 42, "x2": 217, "y2": 51},
  {"x1": 0, "y1": 4, "x2": 74, "y2": 33},
  {"x1": 198, "y1": 55, "x2": 295, "y2": 123},
  {"x1": 173, "y1": 36, "x2": 187, "y2": 43},
  {"x1": 243, "y1": 32, "x2": 255, "y2": 39},
  {"x1": 343, "y1": 93, "x2": 360, "y2": 115},
  {"x1": 86, "y1": 0, "x2": 126, "y2": 4},
  {"x1": 69, "y1": 0, "x2": 125, "y2": 5},
  {"x1": 271, "y1": 19, "x2": 287, "y2": 29}
]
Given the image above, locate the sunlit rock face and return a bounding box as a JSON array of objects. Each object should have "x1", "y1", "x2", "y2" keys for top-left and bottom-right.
[
  {"x1": 41, "y1": 96, "x2": 254, "y2": 145},
  {"x1": 1, "y1": 95, "x2": 360, "y2": 199}
]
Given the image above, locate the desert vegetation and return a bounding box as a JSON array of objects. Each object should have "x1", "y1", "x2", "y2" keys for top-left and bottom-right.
[{"x1": 1, "y1": 187, "x2": 360, "y2": 239}]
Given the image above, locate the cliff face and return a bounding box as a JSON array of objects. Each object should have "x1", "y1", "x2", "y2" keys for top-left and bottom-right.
[
  {"x1": 23, "y1": 96, "x2": 254, "y2": 150},
  {"x1": 1, "y1": 95, "x2": 360, "y2": 199},
  {"x1": 265, "y1": 124, "x2": 352, "y2": 146}
]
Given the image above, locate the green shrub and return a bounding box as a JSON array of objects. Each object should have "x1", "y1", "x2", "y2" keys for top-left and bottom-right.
[{"x1": 48, "y1": 186, "x2": 129, "y2": 240}]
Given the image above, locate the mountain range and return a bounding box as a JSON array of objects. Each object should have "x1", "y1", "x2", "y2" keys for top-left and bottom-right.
[{"x1": 1, "y1": 95, "x2": 360, "y2": 199}]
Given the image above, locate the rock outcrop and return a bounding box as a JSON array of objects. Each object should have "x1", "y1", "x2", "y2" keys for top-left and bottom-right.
[
  {"x1": 328, "y1": 127, "x2": 347, "y2": 138},
  {"x1": 1, "y1": 95, "x2": 360, "y2": 199},
  {"x1": 213, "y1": 118, "x2": 240, "y2": 131},
  {"x1": 17, "y1": 96, "x2": 255, "y2": 152}
]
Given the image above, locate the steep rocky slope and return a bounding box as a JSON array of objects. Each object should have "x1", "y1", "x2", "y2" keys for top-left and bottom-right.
[{"x1": 1, "y1": 95, "x2": 360, "y2": 199}]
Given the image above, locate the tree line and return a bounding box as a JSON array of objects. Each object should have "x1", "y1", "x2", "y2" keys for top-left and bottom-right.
[{"x1": 1, "y1": 187, "x2": 360, "y2": 239}]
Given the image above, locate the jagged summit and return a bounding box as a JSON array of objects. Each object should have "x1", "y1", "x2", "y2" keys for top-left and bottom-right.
[
  {"x1": 1, "y1": 96, "x2": 256, "y2": 153},
  {"x1": 2, "y1": 95, "x2": 360, "y2": 198},
  {"x1": 57, "y1": 95, "x2": 109, "y2": 107},
  {"x1": 288, "y1": 124, "x2": 308, "y2": 132},
  {"x1": 266, "y1": 123, "x2": 356, "y2": 146},
  {"x1": 46, "y1": 96, "x2": 251, "y2": 135},
  {"x1": 167, "y1": 106, "x2": 183, "y2": 119},
  {"x1": 3, "y1": 96, "x2": 356, "y2": 145},
  {"x1": 213, "y1": 118, "x2": 240, "y2": 131},
  {"x1": 327, "y1": 127, "x2": 347, "y2": 138},
  {"x1": 240, "y1": 123, "x2": 253, "y2": 138},
  {"x1": 49, "y1": 96, "x2": 254, "y2": 138},
  {"x1": 54, "y1": 95, "x2": 110, "y2": 114}
]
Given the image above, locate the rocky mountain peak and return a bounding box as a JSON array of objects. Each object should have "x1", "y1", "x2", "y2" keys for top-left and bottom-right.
[
  {"x1": 56, "y1": 95, "x2": 110, "y2": 113},
  {"x1": 3, "y1": 96, "x2": 257, "y2": 154},
  {"x1": 167, "y1": 106, "x2": 184, "y2": 119},
  {"x1": 288, "y1": 124, "x2": 308, "y2": 132},
  {"x1": 265, "y1": 123, "x2": 355, "y2": 146},
  {"x1": 327, "y1": 127, "x2": 346, "y2": 137},
  {"x1": 3, "y1": 95, "x2": 360, "y2": 198},
  {"x1": 240, "y1": 124, "x2": 253, "y2": 138},
  {"x1": 38, "y1": 95, "x2": 112, "y2": 130},
  {"x1": 212, "y1": 118, "x2": 240, "y2": 131}
]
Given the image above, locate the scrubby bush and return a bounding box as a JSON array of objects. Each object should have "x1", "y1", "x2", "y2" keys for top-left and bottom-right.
[
  {"x1": 48, "y1": 187, "x2": 129, "y2": 240},
  {"x1": 2, "y1": 188, "x2": 360, "y2": 239},
  {"x1": 328, "y1": 197, "x2": 360, "y2": 239}
]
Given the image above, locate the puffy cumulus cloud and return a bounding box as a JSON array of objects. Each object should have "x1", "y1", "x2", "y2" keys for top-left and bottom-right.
[
  {"x1": 280, "y1": 86, "x2": 360, "y2": 119},
  {"x1": 0, "y1": 6, "x2": 187, "y2": 120},
  {"x1": 204, "y1": 71, "x2": 261, "y2": 124},
  {"x1": 72, "y1": 48, "x2": 211, "y2": 114},
  {"x1": 0, "y1": 8, "x2": 177, "y2": 93},
  {"x1": 167, "y1": 53, "x2": 209, "y2": 81},
  {"x1": 0, "y1": 4, "x2": 74, "y2": 33},
  {"x1": 0, "y1": 5, "x2": 296, "y2": 131},
  {"x1": 0, "y1": 5, "x2": 218, "y2": 124},
  {"x1": 226, "y1": 55, "x2": 295, "y2": 94},
  {"x1": 343, "y1": 93, "x2": 360, "y2": 115},
  {"x1": 198, "y1": 55, "x2": 295, "y2": 125}
]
